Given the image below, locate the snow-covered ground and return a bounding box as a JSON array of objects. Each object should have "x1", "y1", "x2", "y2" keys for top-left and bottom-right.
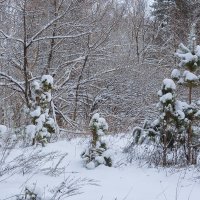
[{"x1": 0, "y1": 134, "x2": 200, "y2": 200}]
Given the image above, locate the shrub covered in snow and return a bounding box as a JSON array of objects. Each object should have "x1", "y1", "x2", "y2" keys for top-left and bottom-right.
[
  {"x1": 26, "y1": 75, "x2": 56, "y2": 147},
  {"x1": 81, "y1": 113, "x2": 112, "y2": 169}
]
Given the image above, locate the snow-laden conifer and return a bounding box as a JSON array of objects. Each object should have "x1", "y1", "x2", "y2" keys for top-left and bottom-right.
[
  {"x1": 26, "y1": 75, "x2": 55, "y2": 147},
  {"x1": 129, "y1": 76, "x2": 200, "y2": 165},
  {"x1": 81, "y1": 113, "x2": 112, "y2": 169},
  {"x1": 171, "y1": 24, "x2": 200, "y2": 164},
  {"x1": 129, "y1": 24, "x2": 200, "y2": 165}
]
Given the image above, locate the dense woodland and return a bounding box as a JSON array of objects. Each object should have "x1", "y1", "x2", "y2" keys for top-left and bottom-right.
[
  {"x1": 0, "y1": 0, "x2": 198, "y2": 131},
  {"x1": 1, "y1": 0, "x2": 200, "y2": 199}
]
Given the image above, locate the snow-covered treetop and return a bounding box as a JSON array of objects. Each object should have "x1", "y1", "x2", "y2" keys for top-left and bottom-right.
[
  {"x1": 171, "y1": 69, "x2": 181, "y2": 81},
  {"x1": 160, "y1": 93, "x2": 173, "y2": 104},
  {"x1": 41, "y1": 75, "x2": 53, "y2": 86},
  {"x1": 157, "y1": 79, "x2": 176, "y2": 109},
  {"x1": 175, "y1": 24, "x2": 200, "y2": 71},
  {"x1": 98, "y1": 117, "x2": 108, "y2": 131},
  {"x1": 89, "y1": 113, "x2": 108, "y2": 135},
  {"x1": 175, "y1": 44, "x2": 199, "y2": 70},
  {"x1": 31, "y1": 75, "x2": 54, "y2": 107},
  {"x1": 41, "y1": 75, "x2": 53, "y2": 93},
  {"x1": 173, "y1": 24, "x2": 200, "y2": 89},
  {"x1": 91, "y1": 113, "x2": 99, "y2": 122},
  {"x1": 162, "y1": 78, "x2": 176, "y2": 91},
  {"x1": 32, "y1": 75, "x2": 54, "y2": 94},
  {"x1": 183, "y1": 70, "x2": 198, "y2": 82}
]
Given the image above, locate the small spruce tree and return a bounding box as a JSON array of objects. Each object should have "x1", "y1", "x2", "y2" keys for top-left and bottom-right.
[
  {"x1": 81, "y1": 113, "x2": 112, "y2": 169},
  {"x1": 130, "y1": 78, "x2": 193, "y2": 165},
  {"x1": 157, "y1": 79, "x2": 177, "y2": 165},
  {"x1": 26, "y1": 75, "x2": 55, "y2": 147},
  {"x1": 172, "y1": 24, "x2": 200, "y2": 164}
]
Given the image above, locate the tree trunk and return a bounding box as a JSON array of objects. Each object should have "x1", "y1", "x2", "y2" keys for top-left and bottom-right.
[
  {"x1": 23, "y1": 1, "x2": 30, "y2": 108},
  {"x1": 187, "y1": 85, "x2": 193, "y2": 164},
  {"x1": 92, "y1": 129, "x2": 98, "y2": 148}
]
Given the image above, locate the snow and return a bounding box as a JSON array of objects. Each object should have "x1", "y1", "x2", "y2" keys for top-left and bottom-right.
[
  {"x1": 162, "y1": 78, "x2": 176, "y2": 90},
  {"x1": 0, "y1": 134, "x2": 200, "y2": 200},
  {"x1": 92, "y1": 113, "x2": 100, "y2": 120},
  {"x1": 171, "y1": 69, "x2": 181, "y2": 80},
  {"x1": 183, "y1": 70, "x2": 198, "y2": 82},
  {"x1": 86, "y1": 161, "x2": 96, "y2": 169},
  {"x1": 30, "y1": 106, "x2": 41, "y2": 117},
  {"x1": 195, "y1": 45, "x2": 200, "y2": 57},
  {"x1": 89, "y1": 113, "x2": 108, "y2": 133},
  {"x1": 89, "y1": 113, "x2": 99, "y2": 127},
  {"x1": 35, "y1": 114, "x2": 46, "y2": 131},
  {"x1": 175, "y1": 100, "x2": 190, "y2": 112},
  {"x1": 195, "y1": 110, "x2": 200, "y2": 117},
  {"x1": 197, "y1": 100, "x2": 200, "y2": 106},
  {"x1": 160, "y1": 92, "x2": 173, "y2": 103},
  {"x1": 25, "y1": 125, "x2": 36, "y2": 138},
  {"x1": 44, "y1": 92, "x2": 52, "y2": 102},
  {"x1": 46, "y1": 118, "x2": 55, "y2": 127},
  {"x1": 32, "y1": 80, "x2": 40, "y2": 90},
  {"x1": 151, "y1": 119, "x2": 160, "y2": 127},
  {"x1": 41, "y1": 75, "x2": 53, "y2": 85},
  {"x1": 102, "y1": 148, "x2": 113, "y2": 158},
  {"x1": 175, "y1": 110, "x2": 185, "y2": 120},
  {"x1": 177, "y1": 52, "x2": 197, "y2": 63},
  {"x1": 176, "y1": 42, "x2": 200, "y2": 68},
  {"x1": 98, "y1": 117, "x2": 108, "y2": 131},
  {"x1": 176, "y1": 43, "x2": 198, "y2": 65},
  {"x1": 97, "y1": 129, "x2": 104, "y2": 136},
  {"x1": 0, "y1": 125, "x2": 7, "y2": 134},
  {"x1": 157, "y1": 90, "x2": 162, "y2": 97},
  {"x1": 95, "y1": 156, "x2": 105, "y2": 164}
]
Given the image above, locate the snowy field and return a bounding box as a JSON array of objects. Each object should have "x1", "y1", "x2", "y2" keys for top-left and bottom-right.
[{"x1": 0, "y1": 134, "x2": 200, "y2": 200}]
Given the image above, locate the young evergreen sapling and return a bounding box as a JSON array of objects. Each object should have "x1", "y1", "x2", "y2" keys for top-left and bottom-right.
[{"x1": 81, "y1": 113, "x2": 112, "y2": 169}]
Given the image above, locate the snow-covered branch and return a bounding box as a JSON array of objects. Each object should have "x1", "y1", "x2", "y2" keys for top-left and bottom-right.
[
  {"x1": 0, "y1": 72, "x2": 25, "y2": 93},
  {"x1": 0, "y1": 30, "x2": 24, "y2": 44},
  {"x1": 31, "y1": 32, "x2": 91, "y2": 43},
  {"x1": 26, "y1": 8, "x2": 70, "y2": 47}
]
